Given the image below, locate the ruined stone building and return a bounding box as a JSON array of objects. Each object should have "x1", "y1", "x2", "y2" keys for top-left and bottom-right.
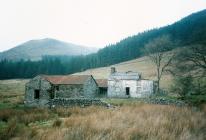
[
  {"x1": 96, "y1": 79, "x2": 108, "y2": 97},
  {"x1": 108, "y1": 67, "x2": 154, "y2": 98},
  {"x1": 25, "y1": 75, "x2": 99, "y2": 107},
  {"x1": 25, "y1": 67, "x2": 154, "y2": 107}
]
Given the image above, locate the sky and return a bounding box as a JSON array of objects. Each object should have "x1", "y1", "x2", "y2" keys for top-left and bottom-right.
[{"x1": 0, "y1": 0, "x2": 206, "y2": 52}]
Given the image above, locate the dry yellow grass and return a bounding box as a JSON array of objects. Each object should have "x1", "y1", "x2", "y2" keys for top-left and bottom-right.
[
  {"x1": 0, "y1": 79, "x2": 205, "y2": 140},
  {"x1": 0, "y1": 79, "x2": 28, "y2": 105},
  {"x1": 74, "y1": 57, "x2": 155, "y2": 79},
  {"x1": 7, "y1": 104, "x2": 205, "y2": 140}
]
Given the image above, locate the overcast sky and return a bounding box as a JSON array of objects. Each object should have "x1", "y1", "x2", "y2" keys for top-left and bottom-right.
[{"x1": 0, "y1": 0, "x2": 205, "y2": 52}]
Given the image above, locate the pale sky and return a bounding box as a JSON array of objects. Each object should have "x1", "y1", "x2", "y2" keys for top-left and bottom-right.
[{"x1": 0, "y1": 0, "x2": 206, "y2": 52}]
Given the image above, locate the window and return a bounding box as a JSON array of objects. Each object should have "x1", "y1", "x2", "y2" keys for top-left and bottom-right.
[
  {"x1": 56, "y1": 86, "x2": 59, "y2": 91},
  {"x1": 34, "y1": 90, "x2": 40, "y2": 99},
  {"x1": 126, "y1": 87, "x2": 130, "y2": 95},
  {"x1": 50, "y1": 92, "x2": 55, "y2": 99}
]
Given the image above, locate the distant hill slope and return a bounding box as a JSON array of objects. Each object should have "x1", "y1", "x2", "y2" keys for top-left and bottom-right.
[
  {"x1": 0, "y1": 38, "x2": 97, "y2": 61},
  {"x1": 92, "y1": 9, "x2": 206, "y2": 67},
  {"x1": 73, "y1": 55, "x2": 171, "y2": 89},
  {"x1": 0, "y1": 9, "x2": 205, "y2": 80}
]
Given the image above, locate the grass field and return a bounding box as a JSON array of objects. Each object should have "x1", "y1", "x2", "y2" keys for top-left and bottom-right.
[
  {"x1": 74, "y1": 56, "x2": 172, "y2": 90},
  {"x1": 0, "y1": 79, "x2": 28, "y2": 109},
  {"x1": 0, "y1": 79, "x2": 206, "y2": 140}
]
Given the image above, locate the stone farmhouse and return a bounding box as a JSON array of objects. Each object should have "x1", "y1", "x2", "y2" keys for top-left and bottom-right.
[
  {"x1": 25, "y1": 75, "x2": 99, "y2": 107},
  {"x1": 108, "y1": 67, "x2": 154, "y2": 98},
  {"x1": 25, "y1": 67, "x2": 154, "y2": 107}
]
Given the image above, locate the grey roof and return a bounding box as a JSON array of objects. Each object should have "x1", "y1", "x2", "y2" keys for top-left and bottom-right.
[
  {"x1": 108, "y1": 72, "x2": 140, "y2": 80},
  {"x1": 42, "y1": 75, "x2": 92, "y2": 85},
  {"x1": 96, "y1": 79, "x2": 108, "y2": 88}
]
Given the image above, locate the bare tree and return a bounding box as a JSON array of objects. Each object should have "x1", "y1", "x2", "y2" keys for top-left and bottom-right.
[
  {"x1": 169, "y1": 44, "x2": 206, "y2": 77},
  {"x1": 176, "y1": 44, "x2": 206, "y2": 76},
  {"x1": 143, "y1": 35, "x2": 174, "y2": 93},
  {"x1": 170, "y1": 44, "x2": 206, "y2": 95}
]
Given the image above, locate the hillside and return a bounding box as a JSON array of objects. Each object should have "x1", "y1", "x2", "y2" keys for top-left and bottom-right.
[
  {"x1": 0, "y1": 9, "x2": 206, "y2": 79},
  {"x1": 1, "y1": 9, "x2": 206, "y2": 63},
  {"x1": 89, "y1": 9, "x2": 206, "y2": 68},
  {"x1": 0, "y1": 38, "x2": 97, "y2": 61},
  {"x1": 74, "y1": 55, "x2": 171, "y2": 89}
]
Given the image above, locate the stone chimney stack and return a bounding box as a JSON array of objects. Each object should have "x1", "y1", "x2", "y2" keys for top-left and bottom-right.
[{"x1": 111, "y1": 67, "x2": 116, "y2": 74}]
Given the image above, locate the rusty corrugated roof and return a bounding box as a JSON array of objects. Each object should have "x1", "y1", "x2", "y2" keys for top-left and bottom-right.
[
  {"x1": 42, "y1": 75, "x2": 92, "y2": 85},
  {"x1": 96, "y1": 79, "x2": 108, "y2": 88}
]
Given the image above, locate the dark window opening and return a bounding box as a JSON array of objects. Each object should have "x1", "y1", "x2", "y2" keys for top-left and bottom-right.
[
  {"x1": 50, "y1": 92, "x2": 55, "y2": 99},
  {"x1": 34, "y1": 90, "x2": 40, "y2": 99},
  {"x1": 56, "y1": 86, "x2": 59, "y2": 91},
  {"x1": 126, "y1": 87, "x2": 130, "y2": 96},
  {"x1": 99, "y1": 87, "x2": 107, "y2": 94}
]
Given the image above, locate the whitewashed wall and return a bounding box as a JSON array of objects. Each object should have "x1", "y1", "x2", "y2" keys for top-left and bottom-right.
[
  {"x1": 108, "y1": 79, "x2": 154, "y2": 98},
  {"x1": 137, "y1": 80, "x2": 154, "y2": 97}
]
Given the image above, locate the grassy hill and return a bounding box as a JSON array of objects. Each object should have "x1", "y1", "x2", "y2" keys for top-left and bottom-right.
[
  {"x1": 83, "y1": 9, "x2": 206, "y2": 69},
  {"x1": 74, "y1": 55, "x2": 172, "y2": 90},
  {"x1": 0, "y1": 38, "x2": 97, "y2": 61}
]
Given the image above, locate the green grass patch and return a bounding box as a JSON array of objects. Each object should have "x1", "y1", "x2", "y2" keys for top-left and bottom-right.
[
  {"x1": 0, "y1": 102, "x2": 15, "y2": 109},
  {"x1": 29, "y1": 120, "x2": 54, "y2": 128},
  {"x1": 184, "y1": 95, "x2": 206, "y2": 106}
]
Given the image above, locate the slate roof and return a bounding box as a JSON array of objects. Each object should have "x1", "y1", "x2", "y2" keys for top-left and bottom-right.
[
  {"x1": 108, "y1": 72, "x2": 140, "y2": 80},
  {"x1": 96, "y1": 79, "x2": 108, "y2": 88},
  {"x1": 42, "y1": 75, "x2": 92, "y2": 85}
]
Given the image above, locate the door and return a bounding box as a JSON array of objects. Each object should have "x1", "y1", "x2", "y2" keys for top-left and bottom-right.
[
  {"x1": 126, "y1": 87, "x2": 130, "y2": 96},
  {"x1": 34, "y1": 89, "x2": 40, "y2": 99}
]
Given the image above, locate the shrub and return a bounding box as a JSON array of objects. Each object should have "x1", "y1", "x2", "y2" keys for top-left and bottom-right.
[
  {"x1": 0, "y1": 119, "x2": 17, "y2": 140},
  {"x1": 52, "y1": 119, "x2": 62, "y2": 127},
  {"x1": 0, "y1": 109, "x2": 23, "y2": 122},
  {"x1": 171, "y1": 75, "x2": 194, "y2": 98},
  {"x1": 19, "y1": 110, "x2": 50, "y2": 125},
  {"x1": 53, "y1": 107, "x2": 72, "y2": 117},
  {"x1": 0, "y1": 108, "x2": 52, "y2": 126},
  {"x1": 30, "y1": 128, "x2": 38, "y2": 138}
]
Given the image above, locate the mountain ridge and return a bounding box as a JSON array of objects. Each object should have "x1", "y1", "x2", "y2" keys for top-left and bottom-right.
[{"x1": 0, "y1": 38, "x2": 98, "y2": 61}]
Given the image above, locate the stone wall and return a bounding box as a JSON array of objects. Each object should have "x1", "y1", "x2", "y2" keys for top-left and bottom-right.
[
  {"x1": 25, "y1": 75, "x2": 52, "y2": 107},
  {"x1": 83, "y1": 76, "x2": 99, "y2": 98},
  {"x1": 48, "y1": 98, "x2": 110, "y2": 107},
  {"x1": 108, "y1": 79, "x2": 137, "y2": 98},
  {"x1": 137, "y1": 80, "x2": 154, "y2": 97},
  {"x1": 54, "y1": 77, "x2": 99, "y2": 98},
  {"x1": 55, "y1": 84, "x2": 84, "y2": 98},
  {"x1": 108, "y1": 79, "x2": 154, "y2": 98}
]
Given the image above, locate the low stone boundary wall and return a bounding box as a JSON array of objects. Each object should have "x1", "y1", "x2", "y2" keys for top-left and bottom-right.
[
  {"x1": 48, "y1": 98, "x2": 110, "y2": 108},
  {"x1": 136, "y1": 97, "x2": 187, "y2": 106}
]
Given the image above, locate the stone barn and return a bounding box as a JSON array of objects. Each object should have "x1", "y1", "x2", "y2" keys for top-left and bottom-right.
[
  {"x1": 25, "y1": 75, "x2": 99, "y2": 107},
  {"x1": 108, "y1": 67, "x2": 154, "y2": 98}
]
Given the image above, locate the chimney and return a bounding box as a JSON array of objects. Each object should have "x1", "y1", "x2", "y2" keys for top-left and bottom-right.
[{"x1": 111, "y1": 67, "x2": 116, "y2": 74}]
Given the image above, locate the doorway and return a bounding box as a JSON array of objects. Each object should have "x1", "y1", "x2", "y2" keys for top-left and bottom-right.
[
  {"x1": 126, "y1": 87, "x2": 130, "y2": 96},
  {"x1": 34, "y1": 89, "x2": 40, "y2": 99}
]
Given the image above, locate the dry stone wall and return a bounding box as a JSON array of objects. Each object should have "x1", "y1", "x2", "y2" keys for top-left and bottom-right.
[
  {"x1": 48, "y1": 98, "x2": 110, "y2": 108},
  {"x1": 25, "y1": 76, "x2": 52, "y2": 107}
]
